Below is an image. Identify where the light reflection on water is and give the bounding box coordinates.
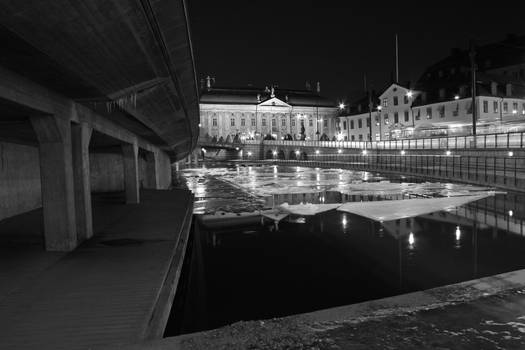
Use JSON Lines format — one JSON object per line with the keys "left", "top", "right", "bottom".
{"left": 178, "top": 163, "right": 525, "bottom": 330}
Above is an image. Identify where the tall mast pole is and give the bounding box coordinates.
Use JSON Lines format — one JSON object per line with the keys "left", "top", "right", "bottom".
{"left": 395, "top": 34, "right": 399, "bottom": 83}
{"left": 469, "top": 41, "right": 477, "bottom": 137}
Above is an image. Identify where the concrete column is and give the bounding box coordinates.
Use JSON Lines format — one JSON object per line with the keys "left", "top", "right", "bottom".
{"left": 122, "top": 142, "right": 140, "bottom": 204}
{"left": 72, "top": 123, "right": 93, "bottom": 242}
{"left": 30, "top": 115, "right": 77, "bottom": 251}
{"left": 144, "top": 150, "right": 160, "bottom": 189}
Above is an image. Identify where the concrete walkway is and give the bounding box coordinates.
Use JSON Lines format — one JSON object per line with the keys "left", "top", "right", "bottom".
{"left": 0, "top": 189, "right": 193, "bottom": 350}
{"left": 110, "top": 269, "right": 525, "bottom": 350}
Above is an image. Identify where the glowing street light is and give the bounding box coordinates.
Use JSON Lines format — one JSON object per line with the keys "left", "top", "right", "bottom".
{"left": 295, "top": 150, "right": 300, "bottom": 156}
{"left": 272, "top": 150, "right": 278, "bottom": 156}
{"left": 362, "top": 149, "right": 368, "bottom": 155}
{"left": 454, "top": 95, "right": 460, "bottom": 100}
{"left": 406, "top": 90, "right": 413, "bottom": 98}
{"left": 338, "top": 149, "right": 342, "bottom": 154}
{"left": 235, "top": 147, "right": 240, "bottom": 151}
{"left": 201, "top": 148, "right": 207, "bottom": 153}
{"left": 408, "top": 232, "right": 415, "bottom": 246}
{"left": 339, "top": 102, "right": 346, "bottom": 110}
{"left": 377, "top": 105, "right": 382, "bottom": 111}
{"left": 198, "top": 123, "right": 202, "bottom": 127}
{"left": 315, "top": 149, "right": 320, "bottom": 155}
{"left": 445, "top": 150, "right": 452, "bottom": 156}
{"left": 400, "top": 150, "right": 406, "bottom": 155}
{"left": 247, "top": 151, "right": 252, "bottom": 156}
{"left": 455, "top": 226, "right": 461, "bottom": 241}
{"left": 509, "top": 210, "right": 514, "bottom": 217}
{"left": 509, "top": 151, "right": 514, "bottom": 157}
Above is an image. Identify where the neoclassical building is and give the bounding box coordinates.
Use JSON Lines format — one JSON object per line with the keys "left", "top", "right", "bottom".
{"left": 199, "top": 81, "right": 339, "bottom": 142}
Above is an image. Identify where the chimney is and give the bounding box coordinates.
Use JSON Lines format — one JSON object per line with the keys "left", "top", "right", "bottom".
{"left": 316, "top": 81, "right": 321, "bottom": 93}
{"left": 506, "top": 83, "right": 512, "bottom": 97}
{"left": 490, "top": 81, "right": 498, "bottom": 96}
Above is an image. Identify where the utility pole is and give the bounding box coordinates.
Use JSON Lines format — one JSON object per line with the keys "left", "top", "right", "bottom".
{"left": 395, "top": 34, "right": 399, "bottom": 83}
{"left": 469, "top": 41, "right": 477, "bottom": 137}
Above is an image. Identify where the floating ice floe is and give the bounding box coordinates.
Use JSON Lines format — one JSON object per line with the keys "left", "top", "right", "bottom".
{"left": 279, "top": 202, "right": 342, "bottom": 216}
{"left": 337, "top": 193, "right": 494, "bottom": 222}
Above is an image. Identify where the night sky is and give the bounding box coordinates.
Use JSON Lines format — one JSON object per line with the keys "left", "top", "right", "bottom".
{"left": 189, "top": 0, "right": 524, "bottom": 102}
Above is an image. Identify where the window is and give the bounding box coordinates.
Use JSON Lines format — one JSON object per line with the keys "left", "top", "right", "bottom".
{"left": 212, "top": 118, "right": 217, "bottom": 126}
{"left": 271, "top": 119, "right": 276, "bottom": 127}
{"left": 241, "top": 118, "right": 246, "bottom": 126}
{"left": 403, "top": 95, "right": 409, "bottom": 104}
{"left": 483, "top": 101, "right": 488, "bottom": 113}
{"left": 282, "top": 118, "right": 286, "bottom": 126}
{"left": 343, "top": 121, "right": 347, "bottom": 129}
{"left": 394, "top": 112, "right": 399, "bottom": 124}
{"left": 359, "top": 134, "right": 363, "bottom": 141}
{"left": 382, "top": 98, "right": 388, "bottom": 107}
{"left": 366, "top": 118, "right": 370, "bottom": 127}
{"left": 384, "top": 114, "right": 389, "bottom": 125}
{"left": 438, "top": 105, "right": 445, "bottom": 118}
{"left": 426, "top": 107, "right": 432, "bottom": 119}
{"left": 351, "top": 135, "right": 355, "bottom": 141}
{"left": 522, "top": 103, "right": 525, "bottom": 115}
{"left": 393, "top": 96, "right": 399, "bottom": 106}
{"left": 262, "top": 118, "right": 267, "bottom": 126}
{"left": 358, "top": 119, "right": 362, "bottom": 128}
{"left": 309, "top": 119, "right": 313, "bottom": 127}
{"left": 230, "top": 118, "right": 235, "bottom": 126}
{"left": 404, "top": 110, "right": 409, "bottom": 122}
{"left": 453, "top": 104, "right": 459, "bottom": 116}
{"left": 344, "top": 136, "right": 348, "bottom": 141}
{"left": 350, "top": 120, "right": 354, "bottom": 129}
{"left": 513, "top": 102, "right": 518, "bottom": 113}
{"left": 415, "top": 109, "right": 421, "bottom": 120}
{"left": 493, "top": 101, "right": 498, "bottom": 114}
{"left": 503, "top": 102, "right": 508, "bottom": 113}
{"left": 323, "top": 119, "right": 327, "bottom": 128}
{"left": 291, "top": 119, "right": 295, "bottom": 127}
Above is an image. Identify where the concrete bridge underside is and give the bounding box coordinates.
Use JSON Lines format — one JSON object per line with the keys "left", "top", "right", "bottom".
{"left": 0, "top": 0, "right": 199, "bottom": 251}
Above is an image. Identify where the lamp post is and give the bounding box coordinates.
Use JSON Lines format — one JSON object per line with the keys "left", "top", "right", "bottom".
{"left": 469, "top": 41, "right": 477, "bottom": 137}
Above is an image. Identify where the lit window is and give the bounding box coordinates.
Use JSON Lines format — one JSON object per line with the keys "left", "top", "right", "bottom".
{"left": 426, "top": 107, "right": 432, "bottom": 119}
{"left": 493, "top": 101, "right": 498, "bottom": 113}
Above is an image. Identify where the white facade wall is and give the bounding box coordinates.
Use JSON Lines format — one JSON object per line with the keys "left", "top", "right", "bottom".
{"left": 199, "top": 103, "right": 338, "bottom": 141}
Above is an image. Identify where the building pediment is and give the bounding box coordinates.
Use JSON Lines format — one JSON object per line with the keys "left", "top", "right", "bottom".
{"left": 258, "top": 97, "right": 291, "bottom": 108}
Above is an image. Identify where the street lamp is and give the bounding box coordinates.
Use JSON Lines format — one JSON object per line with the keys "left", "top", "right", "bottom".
{"left": 406, "top": 90, "right": 413, "bottom": 98}
{"left": 339, "top": 102, "right": 345, "bottom": 110}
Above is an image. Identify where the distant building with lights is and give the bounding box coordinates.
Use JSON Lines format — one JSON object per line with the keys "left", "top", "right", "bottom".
{"left": 199, "top": 78, "right": 339, "bottom": 142}
{"left": 339, "top": 34, "right": 525, "bottom": 141}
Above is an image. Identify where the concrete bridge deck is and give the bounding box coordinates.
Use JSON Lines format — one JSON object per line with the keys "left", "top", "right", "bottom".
{"left": 0, "top": 189, "right": 193, "bottom": 350}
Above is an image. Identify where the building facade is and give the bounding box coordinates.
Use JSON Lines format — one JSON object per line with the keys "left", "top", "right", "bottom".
{"left": 199, "top": 81, "right": 339, "bottom": 142}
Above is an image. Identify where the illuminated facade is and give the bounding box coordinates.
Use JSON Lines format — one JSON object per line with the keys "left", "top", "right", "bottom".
{"left": 199, "top": 81, "right": 338, "bottom": 142}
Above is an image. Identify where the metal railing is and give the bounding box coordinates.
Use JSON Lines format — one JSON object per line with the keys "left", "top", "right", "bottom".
{"left": 259, "top": 154, "right": 525, "bottom": 191}
{"left": 242, "top": 131, "right": 525, "bottom": 150}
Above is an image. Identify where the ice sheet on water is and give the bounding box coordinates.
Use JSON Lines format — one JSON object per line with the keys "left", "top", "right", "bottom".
{"left": 279, "top": 202, "right": 341, "bottom": 216}
{"left": 337, "top": 193, "right": 494, "bottom": 221}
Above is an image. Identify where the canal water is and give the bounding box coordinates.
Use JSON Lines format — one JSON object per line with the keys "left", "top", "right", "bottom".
{"left": 166, "top": 162, "right": 525, "bottom": 335}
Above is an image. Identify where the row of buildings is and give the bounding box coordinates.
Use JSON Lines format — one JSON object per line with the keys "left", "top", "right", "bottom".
{"left": 199, "top": 34, "right": 525, "bottom": 142}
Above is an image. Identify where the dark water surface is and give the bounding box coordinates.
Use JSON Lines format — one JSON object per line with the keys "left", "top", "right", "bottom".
{"left": 167, "top": 163, "right": 525, "bottom": 335}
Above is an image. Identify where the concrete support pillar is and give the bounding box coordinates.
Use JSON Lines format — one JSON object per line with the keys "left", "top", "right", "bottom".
{"left": 122, "top": 142, "right": 140, "bottom": 204}
{"left": 72, "top": 123, "right": 93, "bottom": 242}
{"left": 30, "top": 115, "right": 77, "bottom": 251}
{"left": 144, "top": 150, "right": 160, "bottom": 189}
